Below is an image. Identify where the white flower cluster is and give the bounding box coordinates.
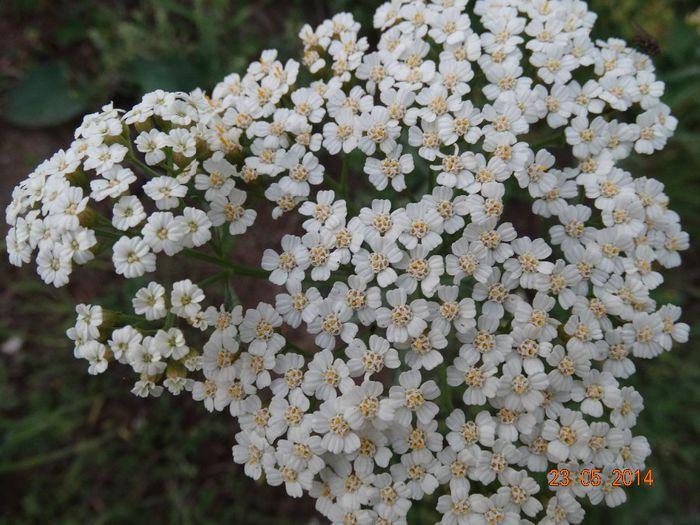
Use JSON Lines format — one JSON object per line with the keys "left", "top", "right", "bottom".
{"left": 5, "top": 0, "right": 691, "bottom": 523}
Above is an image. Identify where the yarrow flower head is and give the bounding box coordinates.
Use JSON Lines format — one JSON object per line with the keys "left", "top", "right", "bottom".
{"left": 5, "top": 0, "right": 690, "bottom": 523}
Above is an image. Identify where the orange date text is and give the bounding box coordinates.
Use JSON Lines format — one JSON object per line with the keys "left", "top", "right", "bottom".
{"left": 547, "top": 468, "right": 654, "bottom": 487}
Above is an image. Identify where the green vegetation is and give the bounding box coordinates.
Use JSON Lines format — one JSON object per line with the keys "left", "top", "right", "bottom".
{"left": 1, "top": 1, "right": 699, "bottom": 523}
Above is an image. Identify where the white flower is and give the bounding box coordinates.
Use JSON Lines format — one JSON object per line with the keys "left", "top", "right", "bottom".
{"left": 512, "top": 292, "right": 559, "bottom": 341}
{"left": 141, "top": 212, "right": 186, "bottom": 256}
{"left": 431, "top": 146, "right": 474, "bottom": 190}
{"left": 465, "top": 181, "right": 505, "bottom": 224}
{"left": 429, "top": 285, "right": 476, "bottom": 335}
{"left": 438, "top": 101, "right": 482, "bottom": 147}
{"left": 621, "top": 312, "right": 664, "bottom": 358}
{"left": 108, "top": 325, "right": 142, "bottom": 362}
{"left": 303, "top": 349, "right": 353, "bottom": 400}
{"left": 657, "top": 304, "right": 690, "bottom": 349}
{"left": 436, "top": 487, "right": 483, "bottom": 525}
{"left": 143, "top": 176, "right": 188, "bottom": 210}
{"left": 397, "top": 201, "right": 443, "bottom": 251}
{"left": 112, "top": 236, "right": 156, "bottom": 278}
{"left": 389, "top": 370, "right": 440, "bottom": 426}
{"left": 202, "top": 334, "right": 239, "bottom": 382}
{"left": 208, "top": 188, "right": 257, "bottom": 235}
{"left": 408, "top": 118, "right": 442, "bottom": 161}
{"left": 571, "top": 369, "right": 621, "bottom": 418}
{"left": 217, "top": 377, "right": 256, "bottom": 416}
{"left": 131, "top": 337, "right": 167, "bottom": 376}
{"left": 345, "top": 335, "right": 400, "bottom": 378}
{"left": 542, "top": 492, "right": 585, "bottom": 525}
{"left": 307, "top": 297, "right": 358, "bottom": 350}
{"left": 82, "top": 340, "right": 109, "bottom": 375}
{"left": 232, "top": 430, "right": 269, "bottom": 480}
{"left": 323, "top": 108, "right": 361, "bottom": 154}
{"left": 274, "top": 282, "right": 320, "bottom": 328}
{"left": 89, "top": 166, "right": 136, "bottom": 201}
{"left": 358, "top": 199, "right": 404, "bottom": 241}
{"left": 170, "top": 279, "right": 205, "bottom": 319}
{"left": 322, "top": 217, "right": 365, "bottom": 265}
{"left": 497, "top": 359, "right": 549, "bottom": 412}
{"left": 279, "top": 144, "right": 324, "bottom": 197}
{"left": 263, "top": 448, "right": 315, "bottom": 498}
{"left": 390, "top": 451, "right": 439, "bottom": 500}
{"left": 45, "top": 186, "right": 88, "bottom": 232}
{"left": 83, "top": 143, "right": 128, "bottom": 173}
{"left": 151, "top": 327, "right": 188, "bottom": 360}
{"left": 445, "top": 409, "right": 496, "bottom": 452}
{"left": 399, "top": 327, "right": 447, "bottom": 371}
{"left": 448, "top": 349, "right": 499, "bottom": 406}
{"left": 302, "top": 231, "right": 341, "bottom": 282}
{"left": 482, "top": 100, "right": 529, "bottom": 140}
{"left": 358, "top": 105, "right": 400, "bottom": 155}
{"left": 445, "top": 238, "right": 492, "bottom": 284}
{"left": 471, "top": 268, "right": 519, "bottom": 319}
{"left": 541, "top": 408, "right": 591, "bottom": 462}
{"left": 195, "top": 152, "right": 237, "bottom": 201}
{"left": 239, "top": 303, "right": 284, "bottom": 354}
{"left": 428, "top": 7, "right": 470, "bottom": 45}
{"left": 268, "top": 389, "right": 311, "bottom": 441}
{"left": 352, "top": 236, "right": 403, "bottom": 288}
{"left": 422, "top": 186, "right": 469, "bottom": 234}
{"left": 410, "top": 84, "right": 462, "bottom": 123}
{"left": 112, "top": 195, "right": 146, "bottom": 231}
{"left": 395, "top": 247, "right": 444, "bottom": 297}
{"left": 132, "top": 281, "right": 167, "bottom": 320}
{"left": 36, "top": 243, "right": 73, "bottom": 287}
{"left": 180, "top": 207, "right": 212, "bottom": 247}
{"left": 504, "top": 237, "right": 554, "bottom": 289}
{"left": 376, "top": 288, "right": 430, "bottom": 343}
{"left": 364, "top": 144, "right": 414, "bottom": 191}
{"left": 565, "top": 116, "right": 609, "bottom": 159}
{"left": 262, "top": 234, "right": 310, "bottom": 286}
{"left": 71, "top": 305, "right": 102, "bottom": 343}
{"left": 312, "top": 397, "right": 360, "bottom": 454}
{"left": 135, "top": 129, "right": 167, "bottom": 165}
{"left": 299, "top": 189, "right": 346, "bottom": 233}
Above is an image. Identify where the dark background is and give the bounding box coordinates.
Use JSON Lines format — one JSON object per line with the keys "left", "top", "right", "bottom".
{"left": 1, "top": 1, "right": 699, "bottom": 523}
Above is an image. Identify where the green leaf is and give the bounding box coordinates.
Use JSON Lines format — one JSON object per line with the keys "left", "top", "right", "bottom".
{"left": 126, "top": 58, "right": 202, "bottom": 94}
{"left": 1, "top": 61, "right": 86, "bottom": 127}
{"left": 666, "top": 19, "right": 698, "bottom": 64}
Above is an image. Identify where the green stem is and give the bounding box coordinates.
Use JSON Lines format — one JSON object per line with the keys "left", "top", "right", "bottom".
{"left": 166, "top": 149, "right": 174, "bottom": 174}
{"left": 530, "top": 130, "right": 563, "bottom": 150}
{"left": 438, "top": 361, "right": 454, "bottom": 417}
{"left": 164, "top": 311, "right": 174, "bottom": 330}
{"left": 0, "top": 433, "right": 114, "bottom": 473}
{"left": 324, "top": 172, "right": 344, "bottom": 194}
{"left": 181, "top": 248, "right": 269, "bottom": 279}
{"left": 93, "top": 228, "right": 121, "bottom": 240}
{"left": 324, "top": 171, "right": 357, "bottom": 216}
{"left": 118, "top": 313, "right": 150, "bottom": 324}
{"left": 428, "top": 167, "right": 435, "bottom": 194}
{"left": 127, "top": 153, "right": 164, "bottom": 179}
{"left": 211, "top": 227, "right": 225, "bottom": 257}
{"left": 340, "top": 153, "right": 349, "bottom": 196}
{"left": 120, "top": 126, "right": 164, "bottom": 179}
{"left": 223, "top": 272, "right": 239, "bottom": 310}
{"left": 197, "top": 271, "right": 229, "bottom": 289}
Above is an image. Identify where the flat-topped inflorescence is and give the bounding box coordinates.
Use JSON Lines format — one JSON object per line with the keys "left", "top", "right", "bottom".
{"left": 5, "top": 0, "right": 690, "bottom": 523}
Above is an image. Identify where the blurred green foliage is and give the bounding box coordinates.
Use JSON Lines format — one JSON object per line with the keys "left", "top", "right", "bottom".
{"left": 0, "top": 0, "right": 378, "bottom": 126}
{"left": 1, "top": 0, "right": 700, "bottom": 524}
